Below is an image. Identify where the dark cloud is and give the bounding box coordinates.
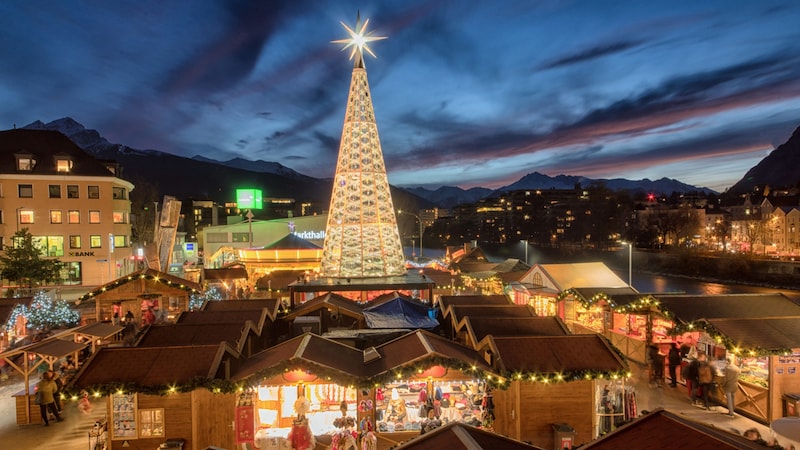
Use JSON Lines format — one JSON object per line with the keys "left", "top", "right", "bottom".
{"left": 540, "top": 40, "right": 645, "bottom": 69}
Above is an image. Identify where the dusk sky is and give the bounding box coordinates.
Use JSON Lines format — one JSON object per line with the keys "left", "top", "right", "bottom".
{"left": 1, "top": 1, "right": 799, "bottom": 192}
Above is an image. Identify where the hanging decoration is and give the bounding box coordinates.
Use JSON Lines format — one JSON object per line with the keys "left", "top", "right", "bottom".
{"left": 77, "top": 271, "right": 201, "bottom": 303}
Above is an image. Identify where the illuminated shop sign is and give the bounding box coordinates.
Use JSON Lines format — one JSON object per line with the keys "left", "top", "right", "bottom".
{"left": 293, "top": 230, "right": 326, "bottom": 240}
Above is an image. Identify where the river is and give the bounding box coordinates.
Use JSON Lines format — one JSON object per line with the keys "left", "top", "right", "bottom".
{"left": 623, "top": 272, "right": 800, "bottom": 302}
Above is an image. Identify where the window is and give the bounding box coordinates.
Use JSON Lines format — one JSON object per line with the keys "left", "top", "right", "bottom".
{"left": 19, "top": 210, "right": 34, "bottom": 224}
{"left": 113, "top": 211, "right": 127, "bottom": 224}
{"left": 50, "top": 210, "right": 62, "bottom": 224}
{"left": 90, "top": 235, "right": 102, "bottom": 248}
{"left": 61, "top": 261, "right": 81, "bottom": 285}
{"left": 207, "top": 233, "right": 229, "bottom": 243}
{"left": 69, "top": 235, "right": 81, "bottom": 249}
{"left": 68, "top": 210, "right": 80, "bottom": 224}
{"left": 56, "top": 159, "right": 72, "bottom": 172}
{"left": 114, "top": 235, "right": 127, "bottom": 248}
{"left": 67, "top": 185, "right": 79, "bottom": 198}
{"left": 49, "top": 185, "right": 61, "bottom": 198}
{"left": 32, "top": 236, "right": 63, "bottom": 257}
{"left": 89, "top": 211, "right": 101, "bottom": 224}
{"left": 16, "top": 154, "right": 36, "bottom": 171}
{"left": 138, "top": 408, "right": 164, "bottom": 438}
{"left": 18, "top": 184, "right": 32, "bottom": 198}
{"left": 112, "top": 187, "right": 126, "bottom": 200}
{"left": 88, "top": 185, "right": 100, "bottom": 199}
{"left": 232, "top": 232, "right": 251, "bottom": 243}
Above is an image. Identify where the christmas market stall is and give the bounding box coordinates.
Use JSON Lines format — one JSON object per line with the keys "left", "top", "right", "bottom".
{"left": 391, "top": 421, "right": 543, "bottom": 450}
{"left": 232, "top": 330, "right": 496, "bottom": 450}
{"left": 67, "top": 343, "right": 242, "bottom": 450}
{"left": 5, "top": 333, "right": 89, "bottom": 425}
{"left": 672, "top": 316, "right": 800, "bottom": 424}
{"left": 452, "top": 316, "right": 569, "bottom": 349}
{"left": 0, "top": 297, "right": 32, "bottom": 352}
{"left": 76, "top": 269, "right": 201, "bottom": 326}
{"left": 557, "top": 287, "right": 661, "bottom": 364}
{"left": 444, "top": 305, "right": 535, "bottom": 342}
{"left": 581, "top": 408, "right": 771, "bottom": 449}
{"left": 478, "top": 334, "right": 631, "bottom": 449}
{"left": 518, "top": 262, "right": 630, "bottom": 318}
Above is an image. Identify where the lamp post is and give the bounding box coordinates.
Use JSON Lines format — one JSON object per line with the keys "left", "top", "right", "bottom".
{"left": 398, "top": 210, "right": 423, "bottom": 260}
{"left": 522, "top": 240, "right": 528, "bottom": 264}
{"left": 15, "top": 206, "right": 25, "bottom": 232}
{"left": 625, "top": 242, "right": 632, "bottom": 288}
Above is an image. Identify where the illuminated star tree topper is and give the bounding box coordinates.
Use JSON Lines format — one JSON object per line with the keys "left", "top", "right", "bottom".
{"left": 331, "top": 12, "right": 387, "bottom": 68}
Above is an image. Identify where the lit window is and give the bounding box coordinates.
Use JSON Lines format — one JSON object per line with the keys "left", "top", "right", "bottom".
{"left": 56, "top": 159, "right": 72, "bottom": 172}
{"left": 19, "top": 210, "right": 34, "bottom": 224}
{"left": 89, "top": 211, "right": 101, "bottom": 224}
{"left": 113, "top": 211, "right": 126, "bottom": 224}
{"left": 18, "top": 184, "right": 33, "bottom": 198}
{"left": 16, "top": 156, "right": 35, "bottom": 171}
{"left": 68, "top": 210, "right": 80, "bottom": 224}
{"left": 88, "top": 186, "right": 100, "bottom": 199}
{"left": 90, "top": 235, "right": 102, "bottom": 248}
{"left": 50, "top": 210, "right": 62, "bottom": 224}
{"left": 49, "top": 185, "right": 61, "bottom": 198}
{"left": 67, "top": 185, "right": 79, "bottom": 199}
{"left": 114, "top": 235, "right": 127, "bottom": 248}
{"left": 138, "top": 408, "right": 165, "bottom": 438}
{"left": 69, "top": 235, "right": 81, "bottom": 249}
{"left": 33, "top": 236, "right": 63, "bottom": 257}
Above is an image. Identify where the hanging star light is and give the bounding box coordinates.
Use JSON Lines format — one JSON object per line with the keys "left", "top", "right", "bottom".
{"left": 332, "top": 13, "right": 387, "bottom": 65}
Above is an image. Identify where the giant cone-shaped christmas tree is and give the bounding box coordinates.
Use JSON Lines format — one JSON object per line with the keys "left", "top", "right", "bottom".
{"left": 321, "top": 15, "right": 406, "bottom": 278}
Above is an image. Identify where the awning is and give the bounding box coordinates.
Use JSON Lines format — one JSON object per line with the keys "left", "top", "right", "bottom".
{"left": 74, "top": 322, "right": 126, "bottom": 339}
{"left": 28, "top": 339, "right": 88, "bottom": 358}
{"left": 363, "top": 298, "right": 439, "bottom": 329}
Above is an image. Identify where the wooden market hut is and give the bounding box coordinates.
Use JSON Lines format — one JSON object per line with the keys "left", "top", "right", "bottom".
{"left": 200, "top": 298, "right": 281, "bottom": 317}
{"left": 478, "top": 334, "right": 629, "bottom": 449}
{"left": 282, "top": 292, "right": 366, "bottom": 337}
{"left": 581, "top": 408, "right": 769, "bottom": 449}
{"left": 517, "top": 262, "right": 630, "bottom": 316}
{"left": 689, "top": 316, "right": 800, "bottom": 424}
{"left": 0, "top": 297, "right": 31, "bottom": 352}
{"left": 5, "top": 333, "right": 89, "bottom": 425}
{"left": 588, "top": 292, "right": 800, "bottom": 424}
{"left": 444, "top": 305, "right": 536, "bottom": 339}
{"left": 453, "top": 316, "right": 570, "bottom": 349}
{"left": 76, "top": 268, "right": 202, "bottom": 325}
{"left": 559, "top": 287, "right": 655, "bottom": 363}
{"left": 68, "top": 343, "right": 241, "bottom": 450}
{"left": 391, "top": 421, "right": 544, "bottom": 449}
{"left": 230, "top": 330, "right": 496, "bottom": 450}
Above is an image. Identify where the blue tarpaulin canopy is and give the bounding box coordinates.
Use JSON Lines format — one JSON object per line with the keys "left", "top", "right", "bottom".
{"left": 363, "top": 298, "right": 439, "bottom": 329}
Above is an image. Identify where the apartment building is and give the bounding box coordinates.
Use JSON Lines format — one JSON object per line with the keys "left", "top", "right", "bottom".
{"left": 0, "top": 128, "right": 134, "bottom": 286}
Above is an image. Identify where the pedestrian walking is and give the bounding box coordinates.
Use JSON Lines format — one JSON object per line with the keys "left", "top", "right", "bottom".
{"left": 723, "top": 358, "right": 740, "bottom": 417}
{"left": 668, "top": 343, "right": 681, "bottom": 387}
{"left": 695, "top": 352, "right": 714, "bottom": 409}
{"left": 36, "top": 371, "right": 62, "bottom": 426}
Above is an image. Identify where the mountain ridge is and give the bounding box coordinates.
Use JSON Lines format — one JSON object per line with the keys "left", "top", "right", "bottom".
{"left": 22, "top": 117, "right": 796, "bottom": 210}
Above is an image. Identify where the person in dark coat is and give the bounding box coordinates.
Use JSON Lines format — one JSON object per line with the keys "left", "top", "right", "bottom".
{"left": 648, "top": 345, "right": 664, "bottom": 387}
{"left": 668, "top": 343, "right": 682, "bottom": 387}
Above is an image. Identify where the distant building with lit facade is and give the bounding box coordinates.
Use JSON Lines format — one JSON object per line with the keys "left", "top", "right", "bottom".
{"left": 0, "top": 129, "right": 134, "bottom": 285}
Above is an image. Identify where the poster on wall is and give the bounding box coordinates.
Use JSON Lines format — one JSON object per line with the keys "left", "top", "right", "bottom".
{"left": 111, "top": 393, "right": 137, "bottom": 439}
{"left": 236, "top": 405, "right": 255, "bottom": 444}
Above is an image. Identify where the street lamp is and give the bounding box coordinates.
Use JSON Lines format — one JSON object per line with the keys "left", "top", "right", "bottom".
{"left": 398, "top": 210, "right": 423, "bottom": 259}
{"left": 521, "top": 240, "right": 529, "bottom": 264}
{"left": 623, "top": 241, "right": 632, "bottom": 288}
{"left": 15, "top": 206, "right": 26, "bottom": 232}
